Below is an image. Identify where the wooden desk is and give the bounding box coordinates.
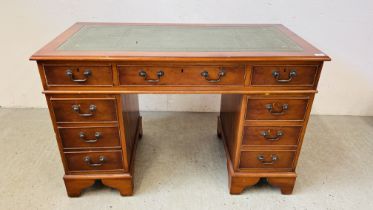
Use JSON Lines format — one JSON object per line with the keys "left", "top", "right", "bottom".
{"left": 30, "top": 23, "right": 330, "bottom": 197}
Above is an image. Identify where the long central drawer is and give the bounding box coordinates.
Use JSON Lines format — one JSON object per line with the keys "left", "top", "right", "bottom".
{"left": 118, "top": 65, "right": 245, "bottom": 86}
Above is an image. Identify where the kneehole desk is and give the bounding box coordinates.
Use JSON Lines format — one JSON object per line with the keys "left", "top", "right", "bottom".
{"left": 30, "top": 22, "right": 330, "bottom": 197}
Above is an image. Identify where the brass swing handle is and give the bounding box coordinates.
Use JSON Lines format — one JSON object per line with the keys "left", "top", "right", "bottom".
{"left": 265, "top": 103, "right": 288, "bottom": 115}
{"left": 201, "top": 70, "right": 226, "bottom": 82}
{"left": 66, "top": 69, "right": 92, "bottom": 83}
{"left": 139, "top": 70, "right": 164, "bottom": 82}
{"left": 257, "top": 154, "right": 279, "bottom": 165}
{"left": 72, "top": 104, "right": 96, "bottom": 117}
{"left": 260, "top": 130, "right": 283, "bottom": 141}
{"left": 272, "top": 70, "right": 297, "bottom": 83}
{"left": 83, "top": 156, "right": 106, "bottom": 167}
{"left": 79, "top": 132, "right": 102, "bottom": 143}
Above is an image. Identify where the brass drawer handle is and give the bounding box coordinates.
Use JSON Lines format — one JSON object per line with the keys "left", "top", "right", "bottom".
{"left": 201, "top": 69, "right": 226, "bottom": 82}
{"left": 79, "top": 132, "right": 101, "bottom": 143}
{"left": 139, "top": 70, "right": 164, "bottom": 82}
{"left": 83, "top": 156, "right": 106, "bottom": 167}
{"left": 265, "top": 103, "right": 288, "bottom": 115}
{"left": 260, "top": 130, "right": 283, "bottom": 141}
{"left": 272, "top": 70, "right": 296, "bottom": 83}
{"left": 257, "top": 154, "right": 278, "bottom": 165}
{"left": 66, "top": 69, "right": 91, "bottom": 83}
{"left": 72, "top": 104, "right": 96, "bottom": 117}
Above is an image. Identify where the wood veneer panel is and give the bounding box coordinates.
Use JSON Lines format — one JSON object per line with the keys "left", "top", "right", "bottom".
{"left": 220, "top": 94, "right": 244, "bottom": 167}
{"left": 121, "top": 94, "right": 140, "bottom": 164}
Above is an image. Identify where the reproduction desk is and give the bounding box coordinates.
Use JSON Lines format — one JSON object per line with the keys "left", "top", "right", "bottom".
{"left": 30, "top": 23, "right": 330, "bottom": 197}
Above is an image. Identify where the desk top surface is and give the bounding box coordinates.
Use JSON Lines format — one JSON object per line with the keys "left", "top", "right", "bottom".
{"left": 31, "top": 23, "right": 330, "bottom": 61}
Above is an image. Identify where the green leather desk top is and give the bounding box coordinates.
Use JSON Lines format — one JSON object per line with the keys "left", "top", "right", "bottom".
{"left": 30, "top": 23, "right": 330, "bottom": 61}
{"left": 57, "top": 25, "right": 303, "bottom": 52}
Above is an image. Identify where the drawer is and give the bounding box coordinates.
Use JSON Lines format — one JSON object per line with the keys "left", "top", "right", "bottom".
{"left": 65, "top": 151, "right": 124, "bottom": 172}
{"left": 251, "top": 65, "right": 318, "bottom": 86}
{"left": 59, "top": 126, "right": 121, "bottom": 149}
{"left": 43, "top": 65, "right": 113, "bottom": 86}
{"left": 51, "top": 98, "right": 117, "bottom": 122}
{"left": 245, "top": 98, "right": 309, "bottom": 121}
{"left": 118, "top": 65, "right": 245, "bottom": 86}
{"left": 242, "top": 126, "right": 302, "bottom": 146}
{"left": 239, "top": 150, "right": 295, "bottom": 169}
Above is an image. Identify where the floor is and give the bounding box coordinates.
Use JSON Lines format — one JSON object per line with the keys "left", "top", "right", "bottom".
{"left": 0, "top": 108, "right": 372, "bottom": 210}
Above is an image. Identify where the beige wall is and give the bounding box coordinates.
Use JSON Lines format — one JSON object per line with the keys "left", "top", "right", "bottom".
{"left": 0, "top": 0, "right": 372, "bottom": 115}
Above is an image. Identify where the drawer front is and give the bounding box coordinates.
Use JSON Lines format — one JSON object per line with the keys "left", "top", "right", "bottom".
{"left": 51, "top": 98, "right": 117, "bottom": 122}
{"left": 44, "top": 65, "right": 113, "bottom": 86}
{"left": 59, "top": 126, "right": 121, "bottom": 149}
{"left": 239, "top": 150, "right": 295, "bottom": 169}
{"left": 118, "top": 65, "right": 245, "bottom": 86}
{"left": 65, "top": 151, "right": 124, "bottom": 172}
{"left": 242, "top": 126, "right": 302, "bottom": 146}
{"left": 245, "top": 98, "right": 308, "bottom": 121}
{"left": 251, "top": 65, "right": 317, "bottom": 86}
